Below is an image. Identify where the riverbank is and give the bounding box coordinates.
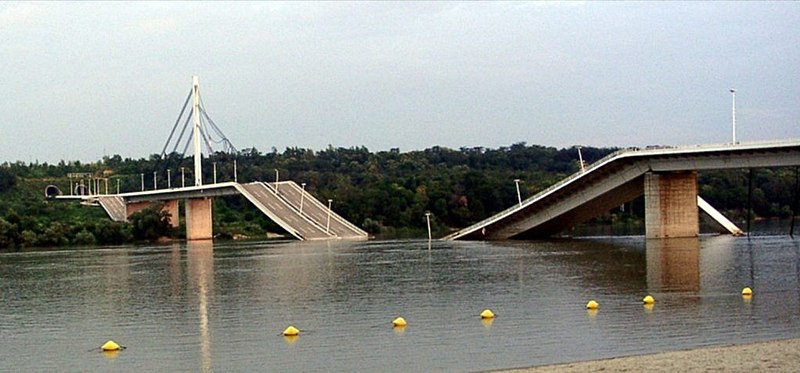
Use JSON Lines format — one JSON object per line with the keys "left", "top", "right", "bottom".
{"left": 497, "top": 338, "right": 800, "bottom": 372}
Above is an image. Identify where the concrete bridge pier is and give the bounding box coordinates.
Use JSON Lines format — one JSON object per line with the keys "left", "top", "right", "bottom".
{"left": 185, "top": 197, "right": 213, "bottom": 240}
{"left": 644, "top": 171, "right": 699, "bottom": 239}
{"left": 163, "top": 200, "right": 180, "bottom": 228}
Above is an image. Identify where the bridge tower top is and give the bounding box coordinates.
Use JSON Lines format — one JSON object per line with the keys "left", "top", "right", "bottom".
{"left": 192, "top": 76, "right": 202, "bottom": 186}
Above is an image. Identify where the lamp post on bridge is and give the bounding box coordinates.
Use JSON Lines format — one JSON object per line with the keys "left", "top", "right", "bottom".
{"left": 326, "top": 199, "right": 333, "bottom": 234}
{"left": 514, "top": 179, "right": 522, "bottom": 207}
{"left": 153, "top": 171, "right": 158, "bottom": 190}
{"left": 213, "top": 162, "right": 217, "bottom": 184}
{"left": 299, "top": 182, "right": 306, "bottom": 214}
{"left": 730, "top": 88, "right": 737, "bottom": 144}
{"left": 275, "top": 169, "right": 279, "bottom": 193}
{"left": 116, "top": 179, "right": 120, "bottom": 194}
{"left": 234, "top": 159, "right": 238, "bottom": 183}
{"left": 425, "top": 211, "right": 432, "bottom": 241}
{"left": 140, "top": 173, "right": 144, "bottom": 191}
{"left": 167, "top": 169, "right": 171, "bottom": 189}
{"left": 181, "top": 167, "right": 185, "bottom": 188}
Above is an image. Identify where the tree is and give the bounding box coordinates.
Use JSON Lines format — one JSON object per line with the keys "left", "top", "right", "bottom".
{"left": 129, "top": 203, "right": 173, "bottom": 241}
{"left": 0, "top": 167, "right": 16, "bottom": 193}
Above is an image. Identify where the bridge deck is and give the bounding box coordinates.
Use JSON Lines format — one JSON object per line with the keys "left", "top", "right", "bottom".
{"left": 67, "top": 181, "right": 367, "bottom": 241}
{"left": 445, "top": 139, "right": 800, "bottom": 240}
{"left": 96, "top": 196, "right": 127, "bottom": 222}
{"left": 267, "top": 181, "right": 368, "bottom": 240}
{"left": 236, "top": 182, "right": 333, "bottom": 240}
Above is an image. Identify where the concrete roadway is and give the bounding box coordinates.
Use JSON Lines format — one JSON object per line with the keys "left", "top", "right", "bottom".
{"left": 238, "top": 183, "right": 332, "bottom": 240}
{"left": 266, "top": 181, "right": 368, "bottom": 239}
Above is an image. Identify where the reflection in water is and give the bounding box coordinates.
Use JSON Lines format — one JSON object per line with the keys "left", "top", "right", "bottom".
{"left": 3, "top": 237, "right": 800, "bottom": 372}
{"left": 646, "top": 237, "right": 700, "bottom": 293}
{"left": 188, "top": 241, "right": 214, "bottom": 373}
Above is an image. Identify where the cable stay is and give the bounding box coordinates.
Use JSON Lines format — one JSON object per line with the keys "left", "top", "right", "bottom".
{"left": 161, "top": 89, "right": 193, "bottom": 158}
{"left": 161, "top": 85, "right": 238, "bottom": 159}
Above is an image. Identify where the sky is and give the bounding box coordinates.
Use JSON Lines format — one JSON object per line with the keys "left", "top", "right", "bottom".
{"left": 1, "top": 1, "right": 798, "bottom": 163}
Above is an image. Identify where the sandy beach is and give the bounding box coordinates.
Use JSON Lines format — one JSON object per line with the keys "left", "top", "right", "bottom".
{"left": 496, "top": 338, "right": 800, "bottom": 372}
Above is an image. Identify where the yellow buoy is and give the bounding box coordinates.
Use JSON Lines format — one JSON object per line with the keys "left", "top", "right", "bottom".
{"left": 586, "top": 300, "right": 599, "bottom": 310}
{"left": 101, "top": 340, "right": 121, "bottom": 351}
{"left": 643, "top": 295, "right": 655, "bottom": 304}
{"left": 742, "top": 287, "right": 753, "bottom": 296}
{"left": 480, "top": 309, "right": 495, "bottom": 319}
{"left": 392, "top": 317, "right": 407, "bottom": 327}
{"left": 283, "top": 326, "right": 300, "bottom": 336}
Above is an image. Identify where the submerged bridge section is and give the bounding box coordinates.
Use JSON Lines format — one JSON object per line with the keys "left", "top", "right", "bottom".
{"left": 445, "top": 140, "right": 800, "bottom": 241}
{"left": 74, "top": 181, "right": 368, "bottom": 241}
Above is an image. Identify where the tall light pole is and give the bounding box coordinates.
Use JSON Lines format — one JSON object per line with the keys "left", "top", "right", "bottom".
{"left": 577, "top": 146, "right": 586, "bottom": 172}
{"left": 233, "top": 159, "right": 238, "bottom": 183}
{"left": 116, "top": 179, "right": 120, "bottom": 194}
{"left": 299, "top": 182, "right": 306, "bottom": 213}
{"left": 730, "top": 88, "right": 737, "bottom": 144}
{"left": 153, "top": 171, "right": 158, "bottom": 190}
{"left": 181, "top": 167, "right": 186, "bottom": 188}
{"left": 326, "top": 199, "right": 333, "bottom": 234}
{"left": 425, "top": 212, "right": 432, "bottom": 241}
{"left": 213, "top": 162, "right": 217, "bottom": 184}
{"left": 275, "top": 169, "right": 279, "bottom": 193}
{"left": 140, "top": 173, "right": 144, "bottom": 191}
{"left": 167, "top": 169, "right": 171, "bottom": 188}
{"left": 514, "top": 179, "right": 522, "bottom": 207}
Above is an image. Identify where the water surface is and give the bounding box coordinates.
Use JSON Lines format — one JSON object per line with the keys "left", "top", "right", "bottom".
{"left": 1, "top": 235, "right": 799, "bottom": 372}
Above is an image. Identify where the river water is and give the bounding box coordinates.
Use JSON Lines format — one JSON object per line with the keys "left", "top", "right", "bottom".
{"left": 1, "top": 234, "right": 799, "bottom": 372}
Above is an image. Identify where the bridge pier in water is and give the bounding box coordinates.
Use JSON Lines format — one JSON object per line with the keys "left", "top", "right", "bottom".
{"left": 185, "top": 198, "right": 213, "bottom": 240}
{"left": 644, "top": 171, "right": 699, "bottom": 239}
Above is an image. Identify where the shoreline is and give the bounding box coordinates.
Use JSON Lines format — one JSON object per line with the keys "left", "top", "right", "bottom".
{"left": 495, "top": 338, "right": 800, "bottom": 372}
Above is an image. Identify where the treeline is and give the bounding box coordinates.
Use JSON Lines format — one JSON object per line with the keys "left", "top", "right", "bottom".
{"left": 0, "top": 143, "right": 797, "bottom": 249}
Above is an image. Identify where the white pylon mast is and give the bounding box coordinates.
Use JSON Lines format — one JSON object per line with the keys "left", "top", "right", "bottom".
{"left": 192, "top": 76, "right": 202, "bottom": 186}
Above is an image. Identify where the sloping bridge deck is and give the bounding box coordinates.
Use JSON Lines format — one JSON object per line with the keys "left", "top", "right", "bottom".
{"left": 444, "top": 140, "right": 800, "bottom": 241}
{"left": 87, "top": 181, "right": 367, "bottom": 241}
{"left": 236, "top": 182, "right": 368, "bottom": 241}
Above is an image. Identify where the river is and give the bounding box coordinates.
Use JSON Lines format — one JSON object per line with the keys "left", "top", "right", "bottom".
{"left": 1, "top": 234, "right": 799, "bottom": 372}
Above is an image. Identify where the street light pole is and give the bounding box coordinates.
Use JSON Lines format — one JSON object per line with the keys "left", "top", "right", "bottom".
{"left": 181, "top": 167, "right": 185, "bottom": 188}
{"left": 326, "top": 199, "right": 333, "bottom": 234}
{"left": 167, "top": 169, "right": 171, "bottom": 189}
{"left": 577, "top": 146, "right": 586, "bottom": 172}
{"left": 514, "top": 179, "right": 522, "bottom": 207}
{"left": 425, "top": 212, "right": 432, "bottom": 241}
{"left": 234, "top": 159, "right": 238, "bottom": 183}
{"left": 213, "top": 162, "right": 217, "bottom": 184}
{"left": 275, "top": 169, "right": 279, "bottom": 193}
{"left": 140, "top": 173, "right": 144, "bottom": 191}
{"left": 153, "top": 171, "right": 158, "bottom": 190}
{"left": 299, "top": 182, "right": 306, "bottom": 213}
{"left": 730, "top": 89, "right": 737, "bottom": 144}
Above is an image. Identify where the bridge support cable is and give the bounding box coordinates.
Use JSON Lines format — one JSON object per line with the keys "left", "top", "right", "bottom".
{"left": 172, "top": 113, "right": 194, "bottom": 155}
{"left": 200, "top": 107, "right": 237, "bottom": 153}
{"left": 161, "top": 89, "right": 193, "bottom": 158}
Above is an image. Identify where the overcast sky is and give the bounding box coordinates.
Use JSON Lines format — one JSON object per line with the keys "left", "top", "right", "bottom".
{"left": 1, "top": 1, "right": 798, "bottom": 163}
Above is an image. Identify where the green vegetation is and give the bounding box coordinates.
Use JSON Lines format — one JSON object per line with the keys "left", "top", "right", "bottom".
{"left": 0, "top": 143, "right": 797, "bottom": 250}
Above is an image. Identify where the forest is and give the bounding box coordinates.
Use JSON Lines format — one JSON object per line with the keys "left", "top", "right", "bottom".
{"left": 0, "top": 142, "right": 797, "bottom": 249}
